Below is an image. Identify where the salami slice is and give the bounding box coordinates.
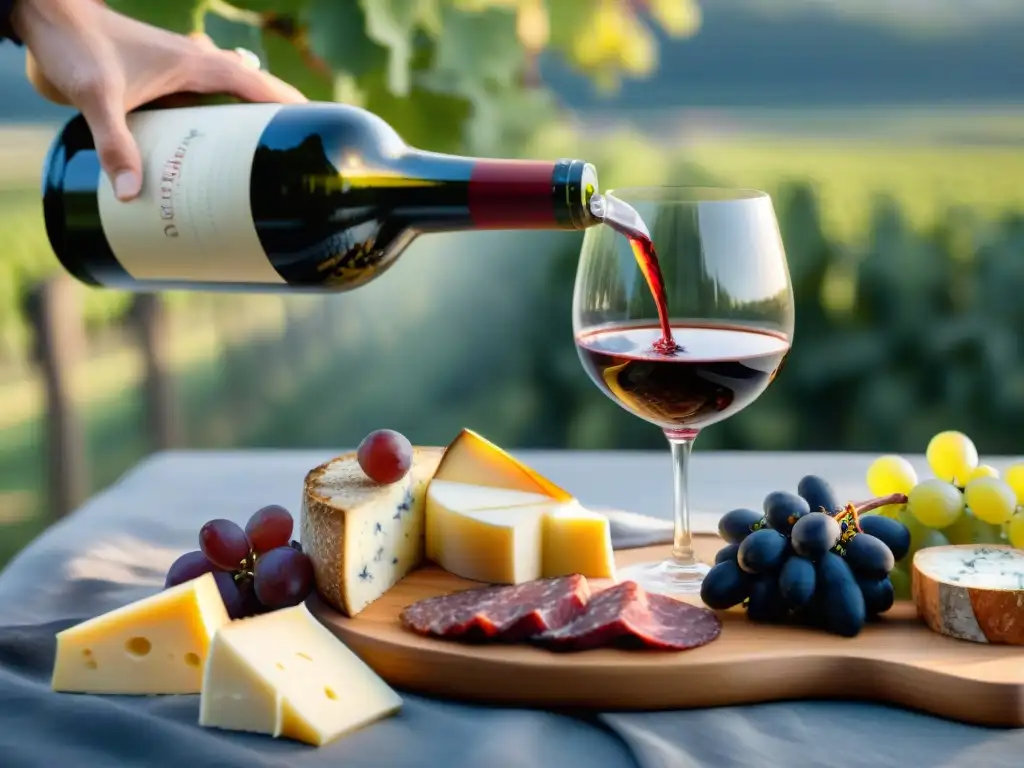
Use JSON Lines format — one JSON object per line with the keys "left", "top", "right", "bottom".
{"left": 536, "top": 581, "right": 648, "bottom": 651}
{"left": 399, "top": 575, "right": 591, "bottom": 642}
{"left": 640, "top": 592, "right": 723, "bottom": 650}
{"left": 536, "top": 580, "right": 722, "bottom": 651}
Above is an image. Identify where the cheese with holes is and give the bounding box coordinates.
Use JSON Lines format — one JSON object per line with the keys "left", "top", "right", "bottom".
{"left": 542, "top": 501, "right": 616, "bottom": 580}
{"left": 426, "top": 480, "right": 551, "bottom": 583}
{"left": 913, "top": 544, "right": 1024, "bottom": 646}
{"left": 51, "top": 572, "right": 229, "bottom": 694}
{"left": 433, "top": 428, "right": 572, "bottom": 500}
{"left": 302, "top": 447, "right": 443, "bottom": 617}
{"left": 199, "top": 605, "right": 401, "bottom": 746}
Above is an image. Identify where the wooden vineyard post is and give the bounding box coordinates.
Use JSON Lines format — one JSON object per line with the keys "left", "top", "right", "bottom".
{"left": 130, "top": 293, "right": 181, "bottom": 451}
{"left": 24, "top": 275, "right": 88, "bottom": 521}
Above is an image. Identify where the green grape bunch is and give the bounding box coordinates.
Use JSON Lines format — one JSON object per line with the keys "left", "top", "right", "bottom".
{"left": 863, "top": 430, "right": 1024, "bottom": 598}
{"left": 107, "top": 0, "right": 703, "bottom": 156}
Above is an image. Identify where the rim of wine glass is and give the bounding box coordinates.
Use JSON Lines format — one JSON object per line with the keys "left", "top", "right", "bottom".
{"left": 605, "top": 186, "right": 769, "bottom": 203}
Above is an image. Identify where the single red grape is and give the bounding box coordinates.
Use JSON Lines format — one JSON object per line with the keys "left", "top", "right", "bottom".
{"left": 199, "top": 519, "right": 251, "bottom": 571}
{"left": 245, "top": 505, "right": 294, "bottom": 554}
{"left": 165, "top": 550, "right": 218, "bottom": 589}
{"left": 356, "top": 429, "right": 413, "bottom": 484}
{"left": 253, "top": 547, "right": 315, "bottom": 609}
{"left": 212, "top": 570, "right": 247, "bottom": 619}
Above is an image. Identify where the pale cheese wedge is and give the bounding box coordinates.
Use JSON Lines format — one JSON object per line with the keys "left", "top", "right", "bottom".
{"left": 542, "top": 500, "right": 616, "bottom": 580}
{"left": 433, "top": 506, "right": 547, "bottom": 584}
{"left": 433, "top": 428, "right": 572, "bottom": 501}
{"left": 302, "top": 447, "right": 444, "bottom": 617}
{"left": 426, "top": 480, "right": 550, "bottom": 582}
{"left": 52, "top": 572, "right": 229, "bottom": 694}
{"left": 199, "top": 604, "right": 402, "bottom": 747}
{"left": 425, "top": 479, "right": 550, "bottom": 562}
{"left": 427, "top": 481, "right": 617, "bottom": 584}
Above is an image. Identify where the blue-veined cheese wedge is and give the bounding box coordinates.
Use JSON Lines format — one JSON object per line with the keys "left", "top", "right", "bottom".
{"left": 301, "top": 447, "right": 443, "bottom": 617}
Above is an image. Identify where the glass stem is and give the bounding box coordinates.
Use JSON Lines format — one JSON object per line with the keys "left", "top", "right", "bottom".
{"left": 667, "top": 430, "right": 698, "bottom": 566}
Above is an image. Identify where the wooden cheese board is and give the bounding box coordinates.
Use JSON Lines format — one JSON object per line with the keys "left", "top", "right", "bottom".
{"left": 309, "top": 534, "right": 1024, "bottom": 727}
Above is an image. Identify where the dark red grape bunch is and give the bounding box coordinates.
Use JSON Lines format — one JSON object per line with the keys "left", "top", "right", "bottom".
{"left": 165, "top": 504, "right": 314, "bottom": 620}
{"left": 357, "top": 429, "right": 413, "bottom": 484}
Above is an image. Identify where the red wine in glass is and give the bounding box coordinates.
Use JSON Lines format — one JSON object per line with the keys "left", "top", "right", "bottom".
{"left": 588, "top": 194, "right": 678, "bottom": 354}
{"left": 576, "top": 323, "right": 790, "bottom": 433}
{"left": 577, "top": 187, "right": 794, "bottom": 596}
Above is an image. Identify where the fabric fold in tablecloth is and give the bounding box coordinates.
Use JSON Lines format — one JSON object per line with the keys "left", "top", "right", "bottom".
{"left": 601, "top": 507, "right": 675, "bottom": 550}
{"left": 0, "top": 456, "right": 1019, "bottom": 768}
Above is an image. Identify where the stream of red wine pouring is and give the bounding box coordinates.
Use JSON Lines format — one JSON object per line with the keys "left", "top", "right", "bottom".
{"left": 589, "top": 194, "right": 678, "bottom": 355}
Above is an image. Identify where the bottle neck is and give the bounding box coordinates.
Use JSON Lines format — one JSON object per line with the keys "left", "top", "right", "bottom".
{"left": 466, "top": 157, "right": 599, "bottom": 230}
{"left": 398, "top": 152, "right": 600, "bottom": 233}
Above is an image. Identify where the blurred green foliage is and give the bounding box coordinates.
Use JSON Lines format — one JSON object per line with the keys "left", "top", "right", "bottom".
{"left": 107, "top": 0, "right": 702, "bottom": 154}
{"left": 529, "top": 183, "right": 1024, "bottom": 457}
{"left": 1, "top": 0, "right": 1023, "bottom": 565}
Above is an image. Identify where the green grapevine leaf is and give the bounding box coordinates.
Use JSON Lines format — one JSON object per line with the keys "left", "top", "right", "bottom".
{"left": 107, "top": 0, "right": 209, "bottom": 33}
{"left": 261, "top": 28, "right": 334, "bottom": 101}
{"left": 429, "top": 5, "right": 524, "bottom": 93}
{"left": 221, "top": 0, "right": 306, "bottom": 12}
{"left": 464, "top": 86, "right": 556, "bottom": 156}
{"left": 305, "top": 0, "right": 389, "bottom": 77}
{"left": 359, "top": 0, "right": 435, "bottom": 96}
{"left": 203, "top": 12, "right": 265, "bottom": 59}
{"left": 448, "top": 0, "right": 521, "bottom": 11}
{"left": 359, "top": 64, "right": 472, "bottom": 154}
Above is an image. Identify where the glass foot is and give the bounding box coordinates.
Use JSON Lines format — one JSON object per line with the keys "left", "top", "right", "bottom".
{"left": 617, "top": 558, "right": 711, "bottom": 596}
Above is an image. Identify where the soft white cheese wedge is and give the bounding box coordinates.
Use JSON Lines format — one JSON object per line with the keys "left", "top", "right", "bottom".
{"left": 426, "top": 480, "right": 550, "bottom": 583}
{"left": 426, "top": 481, "right": 617, "bottom": 584}
{"left": 912, "top": 544, "right": 1024, "bottom": 646}
{"left": 199, "top": 605, "right": 402, "bottom": 746}
{"left": 425, "top": 480, "right": 550, "bottom": 564}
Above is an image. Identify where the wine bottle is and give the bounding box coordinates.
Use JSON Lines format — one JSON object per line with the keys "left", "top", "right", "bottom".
{"left": 42, "top": 102, "right": 601, "bottom": 293}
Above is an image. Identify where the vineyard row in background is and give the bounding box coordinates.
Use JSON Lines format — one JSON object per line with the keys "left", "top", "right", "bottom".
{"left": 3, "top": 102, "right": 1024, "bottom": 568}
{"left": 2, "top": 174, "right": 1024, "bottom": 568}
{"left": 6, "top": 115, "right": 1024, "bottom": 365}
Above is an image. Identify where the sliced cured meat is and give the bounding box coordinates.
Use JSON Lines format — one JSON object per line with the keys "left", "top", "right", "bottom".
{"left": 641, "top": 592, "right": 723, "bottom": 650}
{"left": 535, "top": 581, "right": 648, "bottom": 651}
{"left": 399, "top": 575, "right": 591, "bottom": 642}
{"left": 536, "top": 580, "right": 722, "bottom": 652}
{"left": 489, "top": 575, "right": 593, "bottom": 642}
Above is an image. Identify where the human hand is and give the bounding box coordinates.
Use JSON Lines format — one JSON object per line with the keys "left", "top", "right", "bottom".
{"left": 13, "top": 0, "right": 308, "bottom": 201}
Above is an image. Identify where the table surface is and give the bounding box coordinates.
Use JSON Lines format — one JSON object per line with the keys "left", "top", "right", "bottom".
{"left": 0, "top": 449, "right": 1020, "bottom": 768}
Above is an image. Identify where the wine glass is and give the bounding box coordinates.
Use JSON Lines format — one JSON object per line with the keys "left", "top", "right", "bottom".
{"left": 573, "top": 187, "right": 794, "bottom": 596}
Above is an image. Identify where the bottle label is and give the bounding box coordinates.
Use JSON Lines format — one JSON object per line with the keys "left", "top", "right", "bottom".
{"left": 97, "top": 103, "right": 286, "bottom": 284}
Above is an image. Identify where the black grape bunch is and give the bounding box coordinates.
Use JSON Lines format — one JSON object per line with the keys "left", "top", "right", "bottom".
{"left": 700, "top": 475, "right": 912, "bottom": 637}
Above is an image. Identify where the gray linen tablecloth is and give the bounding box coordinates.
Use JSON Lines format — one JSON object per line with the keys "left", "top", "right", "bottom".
{"left": 0, "top": 450, "right": 1020, "bottom": 767}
